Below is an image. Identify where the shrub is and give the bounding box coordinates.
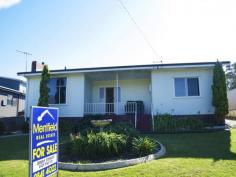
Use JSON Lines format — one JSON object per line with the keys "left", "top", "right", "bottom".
{"left": 0, "top": 121, "right": 6, "bottom": 135}
{"left": 105, "top": 121, "right": 139, "bottom": 137}
{"left": 154, "top": 114, "right": 204, "bottom": 133}
{"left": 86, "top": 132, "right": 127, "bottom": 158}
{"left": 105, "top": 121, "right": 139, "bottom": 150}
{"left": 132, "top": 137, "right": 157, "bottom": 156}
{"left": 154, "top": 114, "right": 176, "bottom": 132}
{"left": 59, "top": 120, "right": 76, "bottom": 134}
{"left": 69, "top": 132, "right": 128, "bottom": 159}
{"left": 21, "top": 121, "right": 29, "bottom": 133}
{"left": 71, "top": 135, "right": 87, "bottom": 157}
{"left": 212, "top": 61, "right": 229, "bottom": 124}
{"left": 38, "top": 65, "right": 50, "bottom": 107}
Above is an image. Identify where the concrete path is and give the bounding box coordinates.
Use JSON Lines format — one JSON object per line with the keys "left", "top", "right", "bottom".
{"left": 226, "top": 119, "right": 236, "bottom": 128}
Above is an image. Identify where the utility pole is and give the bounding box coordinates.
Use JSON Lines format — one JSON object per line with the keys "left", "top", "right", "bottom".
{"left": 16, "top": 50, "right": 32, "bottom": 72}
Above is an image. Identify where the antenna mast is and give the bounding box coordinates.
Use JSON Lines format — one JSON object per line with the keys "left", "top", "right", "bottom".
{"left": 16, "top": 50, "right": 32, "bottom": 72}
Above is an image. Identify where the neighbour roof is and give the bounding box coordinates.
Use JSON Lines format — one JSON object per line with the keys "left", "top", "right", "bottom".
{"left": 0, "top": 86, "right": 25, "bottom": 95}
{"left": 17, "top": 61, "right": 230, "bottom": 77}
{"left": 0, "top": 76, "right": 26, "bottom": 84}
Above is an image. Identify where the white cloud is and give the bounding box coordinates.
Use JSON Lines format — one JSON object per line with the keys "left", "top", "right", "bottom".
{"left": 0, "top": 0, "right": 21, "bottom": 10}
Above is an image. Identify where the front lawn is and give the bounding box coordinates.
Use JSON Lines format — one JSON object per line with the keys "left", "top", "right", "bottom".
{"left": 0, "top": 130, "right": 236, "bottom": 177}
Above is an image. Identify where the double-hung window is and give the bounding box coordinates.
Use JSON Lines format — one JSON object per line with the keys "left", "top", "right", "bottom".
{"left": 48, "top": 78, "right": 67, "bottom": 104}
{"left": 174, "top": 77, "right": 200, "bottom": 97}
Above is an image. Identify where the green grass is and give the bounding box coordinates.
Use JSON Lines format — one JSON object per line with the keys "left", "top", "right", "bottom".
{"left": 0, "top": 130, "right": 236, "bottom": 177}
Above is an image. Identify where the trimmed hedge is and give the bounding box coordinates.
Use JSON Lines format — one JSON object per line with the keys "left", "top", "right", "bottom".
{"left": 154, "top": 114, "right": 204, "bottom": 133}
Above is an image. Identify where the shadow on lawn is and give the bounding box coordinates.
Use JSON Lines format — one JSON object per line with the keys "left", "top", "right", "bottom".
{"left": 156, "top": 130, "right": 236, "bottom": 161}
{"left": 0, "top": 130, "right": 236, "bottom": 162}
{"left": 0, "top": 135, "right": 29, "bottom": 161}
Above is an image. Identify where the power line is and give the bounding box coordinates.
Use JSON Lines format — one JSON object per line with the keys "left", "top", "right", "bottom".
{"left": 117, "top": 0, "right": 162, "bottom": 63}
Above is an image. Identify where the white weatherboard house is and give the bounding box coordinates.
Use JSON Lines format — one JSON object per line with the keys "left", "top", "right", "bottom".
{"left": 18, "top": 61, "right": 230, "bottom": 126}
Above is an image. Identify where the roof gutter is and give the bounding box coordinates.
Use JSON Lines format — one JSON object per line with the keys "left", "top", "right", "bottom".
{"left": 17, "top": 61, "right": 230, "bottom": 77}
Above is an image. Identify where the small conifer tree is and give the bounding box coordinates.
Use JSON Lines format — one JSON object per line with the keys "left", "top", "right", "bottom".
{"left": 212, "top": 61, "right": 229, "bottom": 124}
{"left": 38, "top": 65, "right": 50, "bottom": 107}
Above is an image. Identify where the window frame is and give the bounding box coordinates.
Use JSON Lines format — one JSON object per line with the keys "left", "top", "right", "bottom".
{"left": 48, "top": 77, "right": 68, "bottom": 105}
{"left": 173, "top": 77, "right": 200, "bottom": 98}
{"left": 98, "top": 86, "right": 121, "bottom": 103}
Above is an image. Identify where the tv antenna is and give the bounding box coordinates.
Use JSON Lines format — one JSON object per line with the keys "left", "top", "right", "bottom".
{"left": 16, "top": 50, "right": 32, "bottom": 72}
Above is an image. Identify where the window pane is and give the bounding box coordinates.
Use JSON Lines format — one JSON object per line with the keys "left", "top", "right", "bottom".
{"left": 187, "top": 78, "right": 199, "bottom": 96}
{"left": 99, "top": 88, "right": 104, "bottom": 101}
{"left": 60, "top": 87, "right": 66, "bottom": 103}
{"left": 174, "top": 78, "right": 186, "bottom": 97}
{"left": 48, "top": 78, "right": 67, "bottom": 104}
{"left": 48, "top": 78, "right": 57, "bottom": 104}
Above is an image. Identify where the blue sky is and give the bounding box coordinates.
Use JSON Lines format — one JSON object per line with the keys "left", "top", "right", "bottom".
{"left": 0, "top": 0, "right": 236, "bottom": 79}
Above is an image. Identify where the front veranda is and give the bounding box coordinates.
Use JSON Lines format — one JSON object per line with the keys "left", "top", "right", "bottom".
{"left": 83, "top": 70, "right": 153, "bottom": 130}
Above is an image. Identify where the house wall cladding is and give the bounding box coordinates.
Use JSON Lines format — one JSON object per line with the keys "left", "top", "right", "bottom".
{"left": 227, "top": 88, "right": 236, "bottom": 110}
{"left": 25, "top": 67, "right": 216, "bottom": 117}
{"left": 26, "top": 74, "right": 85, "bottom": 117}
{"left": 0, "top": 91, "right": 25, "bottom": 118}
{"left": 151, "top": 68, "right": 214, "bottom": 115}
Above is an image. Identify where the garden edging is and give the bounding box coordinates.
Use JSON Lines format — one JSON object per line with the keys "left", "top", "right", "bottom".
{"left": 59, "top": 141, "right": 166, "bottom": 171}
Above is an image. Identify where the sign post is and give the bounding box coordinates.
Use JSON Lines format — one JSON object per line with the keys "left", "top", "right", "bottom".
{"left": 29, "top": 106, "right": 59, "bottom": 177}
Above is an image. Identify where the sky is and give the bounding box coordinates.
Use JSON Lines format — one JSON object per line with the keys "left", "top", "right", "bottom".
{"left": 0, "top": 0, "right": 236, "bottom": 79}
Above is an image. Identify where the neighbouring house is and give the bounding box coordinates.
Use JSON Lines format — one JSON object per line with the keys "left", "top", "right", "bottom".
{"left": 0, "top": 76, "right": 26, "bottom": 131}
{"left": 227, "top": 88, "right": 236, "bottom": 110}
{"left": 18, "top": 61, "right": 230, "bottom": 130}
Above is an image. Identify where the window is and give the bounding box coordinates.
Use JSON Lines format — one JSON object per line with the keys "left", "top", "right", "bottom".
{"left": 48, "top": 78, "right": 67, "bottom": 104}
{"left": 99, "top": 87, "right": 105, "bottom": 102}
{"left": 187, "top": 78, "right": 199, "bottom": 96}
{"left": 174, "top": 78, "right": 200, "bottom": 97}
{"left": 7, "top": 95, "right": 13, "bottom": 106}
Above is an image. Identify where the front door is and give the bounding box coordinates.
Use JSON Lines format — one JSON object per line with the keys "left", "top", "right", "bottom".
{"left": 106, "top": 87, "right": 114, "bottom": 113}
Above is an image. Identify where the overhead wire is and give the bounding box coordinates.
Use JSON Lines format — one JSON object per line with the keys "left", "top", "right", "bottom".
{"left": 117, "top": 0, "right": 162, "bottom": 63}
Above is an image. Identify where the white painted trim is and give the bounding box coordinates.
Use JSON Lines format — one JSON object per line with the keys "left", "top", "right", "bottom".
{"left": 48, "top": 77, "right": 68, "bottom": 105}
{"left": 172, "top": 77, "right": 201, "bottom": 98}
{"left": 19, "top": 64, "right": 219, "bottom": 77}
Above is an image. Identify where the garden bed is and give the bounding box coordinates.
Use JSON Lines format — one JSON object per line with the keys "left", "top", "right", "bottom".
{"left": 59, "top": 141, "right": 161, "bottom": 164}
{"left": 59, "top": 141, "right": 165, "bottom": 171}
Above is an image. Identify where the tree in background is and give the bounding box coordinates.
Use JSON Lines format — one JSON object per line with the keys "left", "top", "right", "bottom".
{"left": 226, "top": 62, "right": 236, "bottom": 90}
{"left": 212, "top": 61, "right": 229, "bottom": 124}
{"left": 38, "top": 65, "right": 50, "bottom": 107}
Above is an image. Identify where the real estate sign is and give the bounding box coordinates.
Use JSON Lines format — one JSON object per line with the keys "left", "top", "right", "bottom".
{"left": 29, "top": 106, "right": 59, "bottom": 177}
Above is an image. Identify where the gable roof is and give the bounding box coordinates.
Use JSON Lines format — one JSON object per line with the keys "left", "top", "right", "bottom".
{"left": 17, "top": 61, "right": 230, "bottom": 77}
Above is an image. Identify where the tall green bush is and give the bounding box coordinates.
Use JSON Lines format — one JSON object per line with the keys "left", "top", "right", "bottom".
{"left": 212, "top": 61, "right": 229, "bottom": 124}
{"left": 38, "top": 65, "right": 50, "bottom": 107}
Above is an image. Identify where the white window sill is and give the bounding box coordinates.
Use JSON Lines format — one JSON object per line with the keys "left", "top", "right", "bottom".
{"left": 172, "top": 96, "right": 202, "bottom": 99}
{"left": 49, "top": 104, "right": 68, "bottom": 106}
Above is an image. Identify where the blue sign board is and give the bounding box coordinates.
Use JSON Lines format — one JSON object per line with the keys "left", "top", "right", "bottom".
{"left": 29, "top": 106, "right": 59, "bottom": 177}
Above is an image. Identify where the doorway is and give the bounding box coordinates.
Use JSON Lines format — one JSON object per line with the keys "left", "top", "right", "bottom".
{"left": 106, "top": 87, "right": 114, "bottom": 113}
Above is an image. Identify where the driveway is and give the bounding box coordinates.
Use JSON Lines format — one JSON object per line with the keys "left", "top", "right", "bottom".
{"left": 226, "top": 119, "right": 236, "bottom": 128}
